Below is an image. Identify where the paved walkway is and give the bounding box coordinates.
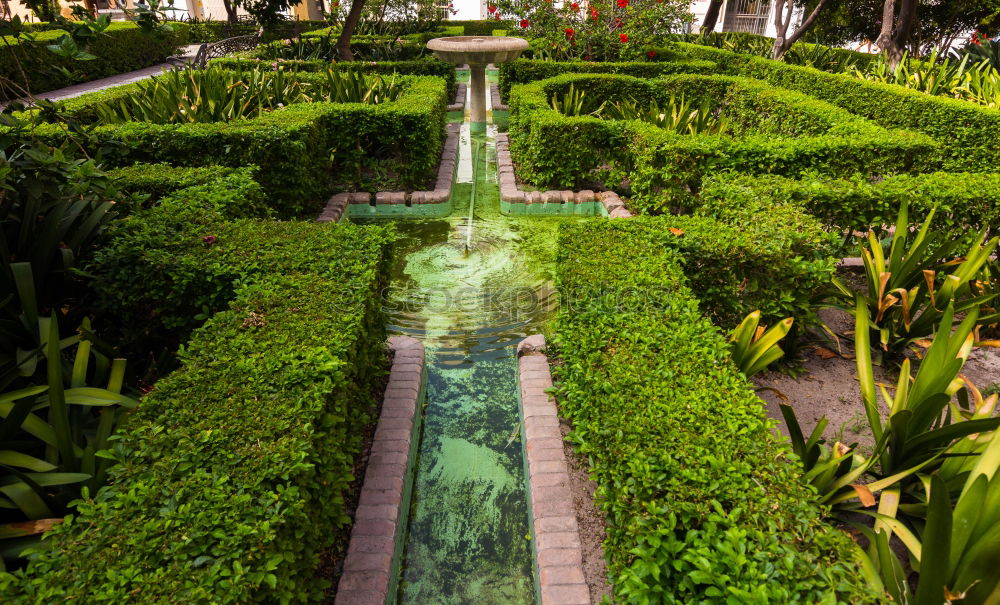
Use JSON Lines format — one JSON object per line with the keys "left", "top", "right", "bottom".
{"left": 9, "top": 44, "right": 201, "bottom": 105}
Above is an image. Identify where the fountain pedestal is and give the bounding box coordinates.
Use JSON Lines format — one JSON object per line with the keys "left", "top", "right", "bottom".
{"left": 426, "top": 36, "right": 529, "bottom": 133}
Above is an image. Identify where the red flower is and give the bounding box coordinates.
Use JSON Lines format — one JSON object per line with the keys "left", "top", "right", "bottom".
{"left": 619, "top": 33, "right": 629, "bottom": 43}
{"left": 647, "top": 50, "right": 657, "bottom": 58}
{"left": 612, "top": 17, "right": 622, "bottom": 29}
{"left": 617, "top": 0, "right": 627, "bottom": 7}
{"left": 520, "top": 18, "right": 529, "bottom": 27}
{"left": 495, "top": 14, "right": 501, "bottom": 20}
{"left": 565, "top": 27, "right": 576, "bottom": 39}
{"left": 202, "top": 235, "right": 217, "bottom": 246}
{"left": 570, "top": 2, "right": 579, "bottom": 10}
{"left": 487, "top": 4, "right": 496, "bottom": 13}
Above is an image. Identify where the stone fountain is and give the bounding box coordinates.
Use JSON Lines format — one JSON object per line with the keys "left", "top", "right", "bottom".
{"left": 426, "top": 36, "right": 529, "bottom": 133}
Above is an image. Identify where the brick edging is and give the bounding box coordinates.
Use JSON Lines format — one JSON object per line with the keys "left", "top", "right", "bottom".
{"left": 495, "top": 134, "right": 633, "bottom": 218}
{"left": 518, "top": 335, "right": 591, "bottom": 605}
{"left": 490, "top": 83, "right": 508, "bottom": 111}
{"left": 334, "top": 335, "right": 425, "bottom": 605}
{"left": 318, "top": 122, "right": 462, "bottom": 222}
{"left": 447, "top": 83, "right": 467, "bottom": 111}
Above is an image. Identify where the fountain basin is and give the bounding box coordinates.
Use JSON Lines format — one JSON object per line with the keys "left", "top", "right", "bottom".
{"left": 426, "top": 36, "right": 529, "bottom": 66}
{"left": 427, "top": 36, "right": 529, "bottom": 133}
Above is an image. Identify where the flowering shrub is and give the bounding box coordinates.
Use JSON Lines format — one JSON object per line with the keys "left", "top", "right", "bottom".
{"left": 493, "top": 0, "right": 691, "bottom": 61}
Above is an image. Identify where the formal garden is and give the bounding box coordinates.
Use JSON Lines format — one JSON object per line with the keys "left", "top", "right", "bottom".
{"left": 1, "top": 0, "right": 999, "bottom": 602}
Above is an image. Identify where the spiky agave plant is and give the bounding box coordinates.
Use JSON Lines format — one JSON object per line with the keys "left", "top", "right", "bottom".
{"left": 93, "top": 66, "right": 404, "bottom": 125}
{"left": 601, "top": 94, "right": 728, "bottom": 135}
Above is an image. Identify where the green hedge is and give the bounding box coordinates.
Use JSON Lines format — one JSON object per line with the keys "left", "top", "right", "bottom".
{"left": 697, "top": 171, "right": 1000, "bottom": 241}
{"left": 678, "top": 204, "right": 837, "bottom": 329}
{"left": 508, "top": 73, "right": 937, "bottom": 196}
{"left": 671, "top": 41, "right": 1000, "bottom": 171}
{"left": 14, "top": 232, "right": 392, "bottom": 601}
{"left": 106, "top": 163, "right": 264, "bottom": 213}
{"left": 88, "top": 184, "right": 356, "bottom": 349}
{"left": 441, "top": 19, "right": 513, "bottom": 36}
{"left": 0, "top": 22, "right": 189, "bottom": 100}
{"left": 496, "top": 57, "right": 717, "bottom": 97}
{"left": 209, "top": 55, "right": 457, "bottom": 94}
{"left": 26, "top": 72, "right": 447, "bottom": 216}
{"left": 553, "top": 219, "right": 873, "bottom": 603}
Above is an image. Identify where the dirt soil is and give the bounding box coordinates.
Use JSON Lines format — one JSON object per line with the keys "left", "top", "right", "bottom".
{"left": 560, "top": 418, "right": 614, "bottom": 604}
{"left": 754, "top": 307, "right": 1000, "bottom": 451}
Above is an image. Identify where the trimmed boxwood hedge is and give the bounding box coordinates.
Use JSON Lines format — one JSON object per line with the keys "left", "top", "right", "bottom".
{"left": 0, "top": 22, "right": 189, "bottom": 100}
{"left": 508, "top": 73, "right": 937, "bottom": 196}
{"left": 697, "top": 171, "right": 1000, "bottom": 241}
{"left": 496, "top": 56, "right": 716, "bottom": 97}
{"left": 669, "top": 41, "right": 1000, "bottom": 171}
{"left": 553, "top": 218, "right": 874, "bottom": 603}
{"left": 23, "top": 72, "right": 447, "bottom": 216}
{"left": 209, "top": 56, "right": 457, "bottom": 94}
{"left": 106, "top": 163, "right": 265, "bottom": 214}
{"left": 675, "top": 203, "right": 838, "bottom": 329}
{"left": 9, "top": 179, "right": 394, "bottom": 603}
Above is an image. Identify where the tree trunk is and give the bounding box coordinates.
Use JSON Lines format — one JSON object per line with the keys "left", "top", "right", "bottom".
{"left": 771, "top": 0, "right": 792, "bottom": 60}
{"left": 876, "top": 0, "right": 917, "bottom": 69}
{"left": 700, "top": 0, "right": 723, "bottom": 34}
{"left": 771, "top": 0, "right": 831, "bottom": 60}
{"left": 223, "top": 0, "right": 239, "bottom": 23}
{"left": 336, "top": 0, "right": 366, "bottom": 61}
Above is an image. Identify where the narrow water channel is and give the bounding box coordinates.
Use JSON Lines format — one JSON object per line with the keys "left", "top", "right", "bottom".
{"left": 352, "top": 72, "right": 581, "bottom": 604}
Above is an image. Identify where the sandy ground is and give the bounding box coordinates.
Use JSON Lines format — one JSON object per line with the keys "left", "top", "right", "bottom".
{"left": 754, "top": 306, "right": 1000, "bottom": 452}
{"left": 559, "top": 418, "right": 614, "bottom": 604}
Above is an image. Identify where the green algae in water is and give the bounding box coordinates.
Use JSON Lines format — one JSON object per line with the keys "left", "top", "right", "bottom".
{"left": 355, "top": 123, "right": 589, "bottom": 604}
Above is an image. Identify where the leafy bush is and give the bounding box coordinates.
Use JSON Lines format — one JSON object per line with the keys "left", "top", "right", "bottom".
{"left": 0, "top": 22, "right": 189, "bottom": 101}
{"left": 508, "top": 73, "right": 936, "bottom": 194}
{"left": 671, "top": 41, "right": 1000, "bottom": 171}
{"left": 8, "top": 257, "right": 392, "bottom": 601}
{"left": 553, "top": 219, "right": 873, "bottom": 603}
{"left": 490, "top": 0, "right": 689, "bottom": 62}
{"left": 21, "top": 74, "right": 447, "bottom": 216}
{"left": 91, "top": 66, "right": 403, "bottom": 125}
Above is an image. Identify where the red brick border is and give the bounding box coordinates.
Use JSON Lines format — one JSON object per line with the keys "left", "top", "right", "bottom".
{"left": 518, "top": 335, "right": 591, "bottom": 605}
{"left": 334, "top": 335, "right": 425, "bottom": 605}
{"left": 448, "top": 83, "right": 468, "bottom": 111}
{"left": 490, "top": 82, "right": 508, "bottom": 111}
{"left": 495, "top": 133, "right": 633, "bottom": 218}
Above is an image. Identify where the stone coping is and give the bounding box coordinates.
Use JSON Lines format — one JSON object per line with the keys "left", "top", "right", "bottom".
{"left": 496, "top": 134, "right": 633, "bottom": 218}
{"left": 334, "top": 335, "right": 426, "bottom": 605}
{"left": 490, "top": 83, "right": 508, "bottom": 111}
{"left": 318, "top": 122, "right": 461, "bottom": 222}
{"left": 518, "top": 335, "right": 591, "bottom": 605}
{"left": 447, "top": 83, "right": 467, "bottom": 112}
